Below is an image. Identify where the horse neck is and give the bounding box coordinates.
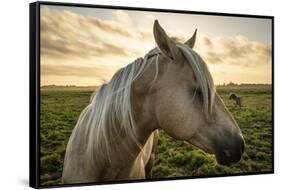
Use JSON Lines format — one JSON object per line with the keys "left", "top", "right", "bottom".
{"left": 89, "top": 122, "right": 153, "bottom": 173}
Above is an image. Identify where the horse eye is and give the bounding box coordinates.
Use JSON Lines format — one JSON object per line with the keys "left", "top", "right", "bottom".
{"left": 197, "top": 89, "right": 203, "bottom": 98}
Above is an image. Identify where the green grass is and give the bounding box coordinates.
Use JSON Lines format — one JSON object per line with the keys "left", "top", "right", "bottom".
{"left": 40, "top": 87, "right": 273, "bottom": 185}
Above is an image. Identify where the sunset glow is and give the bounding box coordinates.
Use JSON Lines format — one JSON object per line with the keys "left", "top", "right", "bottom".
{"left": 40, "top": 5, "right": 272, "bottom": 86}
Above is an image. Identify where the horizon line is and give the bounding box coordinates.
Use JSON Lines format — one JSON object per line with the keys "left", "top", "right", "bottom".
{"left": 41, "top": 82, "right": 272, "bottom": 88}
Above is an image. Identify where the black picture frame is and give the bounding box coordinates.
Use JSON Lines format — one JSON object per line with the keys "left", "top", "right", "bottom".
{"left": 29, "top": 1, "right": 274, "bottom": 189}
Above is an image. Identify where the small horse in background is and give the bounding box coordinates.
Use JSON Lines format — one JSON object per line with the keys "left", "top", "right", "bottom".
{"left": 229, "top": 93, "right": 242, "bottom": 108}
{"left": 62, "top": 20, "right": 245, "bottom": 184}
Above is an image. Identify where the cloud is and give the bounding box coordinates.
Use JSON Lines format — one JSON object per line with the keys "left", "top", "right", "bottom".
{"left": 138, "top": 30, "right": 153, "bottom": 41}
{"left": 205, "top": 51, "right": 223, "bottom": 64}
{"left": 202, "top": 36, "right": 213, "bottom": 47}
{"left": 40, "top": 6, "right": 271, "bottom": 86}
{"left": 87, "top": 16, "right": 132, "bottom": 37}
{"left": 41, "top": 63, "right": 116, "bottom": 84}
{"left": 196, "top": 35, "right": 272, "bottom": 67}
{"left": 112, "top": 10, "right": 133, "bottom": 27}
{"left": 41, "top": 34, "right": 128, "bottom": 59}
{"left": 41, "top": 7, "right": 134, "bottom": 61}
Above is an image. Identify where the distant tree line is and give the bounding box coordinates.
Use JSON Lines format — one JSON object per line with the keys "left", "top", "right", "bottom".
{"left": 217, "top": 82, "right": 271, "bottom": 87}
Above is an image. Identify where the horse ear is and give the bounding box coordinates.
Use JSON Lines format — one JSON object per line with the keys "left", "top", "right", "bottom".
{"left": 185, "top": 29, "right": 197, "bottom": 48}
{"left": 153, "top": 20, "right": 180, "bottom": 60}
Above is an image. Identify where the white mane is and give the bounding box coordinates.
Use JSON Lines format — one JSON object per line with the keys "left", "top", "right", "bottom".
{"left": 177, "top": 44, "right": 216, "bottom": 116}
{"left": 69, "top": 48, "right": 161, "bottom": 165}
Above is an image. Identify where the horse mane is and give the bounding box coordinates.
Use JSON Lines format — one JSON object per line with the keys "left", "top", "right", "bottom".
{"left": 177, "top": 44, "right": 216, "bottom": 116}
{"left": 73, "top": 44, "right": 215, "bottom": 165}
{"left": 78, "top": 48, "right": 161, "bottom": 164}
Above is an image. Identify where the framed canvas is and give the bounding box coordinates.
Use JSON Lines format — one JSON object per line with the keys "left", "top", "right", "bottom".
{"left": 29, "top": 1, "right": 274, "bottom": 188}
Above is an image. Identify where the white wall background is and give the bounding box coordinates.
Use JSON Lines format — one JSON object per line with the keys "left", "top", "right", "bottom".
{"left": 0, "top": 0, "right": 278, "bottom": 189}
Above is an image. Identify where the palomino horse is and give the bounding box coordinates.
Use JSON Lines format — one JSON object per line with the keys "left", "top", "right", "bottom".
{"left": 62, "top": 20, "right": 245, "bottom": 184}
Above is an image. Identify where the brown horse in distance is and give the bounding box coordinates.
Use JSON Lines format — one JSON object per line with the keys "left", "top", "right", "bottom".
{"left": 229, "top": 93, "right": 242, "bottom": 108}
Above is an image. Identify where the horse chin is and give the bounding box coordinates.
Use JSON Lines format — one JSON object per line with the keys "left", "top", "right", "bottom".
{"left": 215, "top": 154, "right": 232, "bottom": 166}
{"left": 214, "top": 151, "right": 241, "bottom": 166}
{"left": 184, "top": 140, "right": 235, "bottom": 166}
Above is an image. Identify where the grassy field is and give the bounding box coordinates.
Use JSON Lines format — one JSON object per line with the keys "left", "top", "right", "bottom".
{"left": 40, "top": 85, "right": 273, "bottom": 186}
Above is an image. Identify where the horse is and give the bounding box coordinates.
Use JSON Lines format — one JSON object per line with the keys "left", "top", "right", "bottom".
{"left": 62, "top": 20, "right": 245, "bottom": 184}
{"left": 229, "top": 93, "right": 242, "bottom": 108}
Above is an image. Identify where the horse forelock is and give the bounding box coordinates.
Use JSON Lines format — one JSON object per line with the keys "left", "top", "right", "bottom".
{"left": 176, "top": 44, "right": 216, "bottom": 116}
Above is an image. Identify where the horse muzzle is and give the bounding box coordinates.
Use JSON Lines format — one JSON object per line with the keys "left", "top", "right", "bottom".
{"left": 214, "top": 134, "right": 245, "bottom": 166}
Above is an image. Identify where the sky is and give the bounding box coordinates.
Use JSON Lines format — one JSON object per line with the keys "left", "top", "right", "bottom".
{"left": 40, "top": 5, "right": 272, "bottom": 86}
